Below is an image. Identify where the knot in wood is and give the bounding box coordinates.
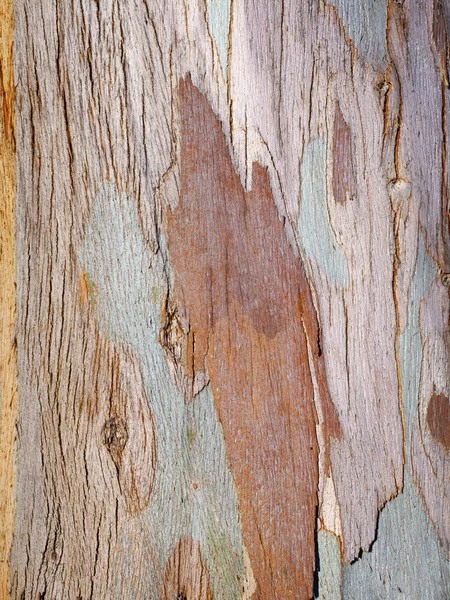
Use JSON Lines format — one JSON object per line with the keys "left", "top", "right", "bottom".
{"left": 160, "top": 302, "right": 185, "bottom": 363}
{"left": 102, "top": 417, "right": 128, "bottom": 452}
{"left": 441, "top": 273, "right": 450, "bottom": 287}
{"left": 388, "top": 178, "right": 411, "bottom": 211}
{"left": 375, "top": 77, "right": 390, "bottom": 96}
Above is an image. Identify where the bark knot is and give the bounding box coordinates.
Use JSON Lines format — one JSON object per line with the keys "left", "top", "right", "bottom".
{"left": 103, "top": 417, "right": 128, "bottom": 456}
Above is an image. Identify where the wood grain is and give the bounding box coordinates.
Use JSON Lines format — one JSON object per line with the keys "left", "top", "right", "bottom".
{"left": 0, "top": 0, "right": 16, "bottom": 597}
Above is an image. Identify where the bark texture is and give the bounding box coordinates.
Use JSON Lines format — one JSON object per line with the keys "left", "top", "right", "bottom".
{"left": 1, "top": 0, "right": 450, "bottom": 598}
{"left": 0, "top": 1, "right": 16, "bottom": 598}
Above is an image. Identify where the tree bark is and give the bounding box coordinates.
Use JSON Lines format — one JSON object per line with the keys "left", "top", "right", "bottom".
{"left": 1, "top": 0, "right": 449, "bottom": 598}
{"left": 0, "top": 1, "right": 16, "bottom": 598}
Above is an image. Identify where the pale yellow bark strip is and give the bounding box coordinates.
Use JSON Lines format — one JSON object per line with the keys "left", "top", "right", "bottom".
{"left": 0, "top": 0, "right": 16, "bottom": 597}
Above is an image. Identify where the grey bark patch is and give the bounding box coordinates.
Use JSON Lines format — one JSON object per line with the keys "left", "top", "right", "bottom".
{"left": 342, "top": 478, "right": 450, "bottom": 599}
{"left": 327, "top": 0, "right": 388, "bottom": 68}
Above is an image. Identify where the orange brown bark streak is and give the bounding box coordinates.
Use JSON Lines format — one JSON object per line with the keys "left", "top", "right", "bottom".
{"left": 0, "top": 0, "right": 16, "bottom": 597}
{"left": 167, "top": 76, "right": 339, "bottom": 599}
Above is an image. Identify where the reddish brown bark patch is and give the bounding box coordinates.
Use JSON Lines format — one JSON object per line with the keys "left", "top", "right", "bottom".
{"left": 427, "top": 393, "right": 450, "bottom": 451}
{"left": 433, "top": 0, "right": 449, "bottom": 85}
{"left": 167, "top": 76, "right": 340, "bottom": 599}
{"left": 162, "top": 538, "right": 212, "bottom": 600}
{"left": 332, "top": 101, "right": 356, "bottom": 205}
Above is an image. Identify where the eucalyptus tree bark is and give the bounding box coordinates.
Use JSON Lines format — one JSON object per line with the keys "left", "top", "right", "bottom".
{"left": 1, "top": 0, "right": 449, "bottom": 598}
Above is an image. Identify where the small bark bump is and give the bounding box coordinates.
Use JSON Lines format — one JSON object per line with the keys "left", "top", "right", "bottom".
{"left": 441, "top": 273, "right": 450, "bottom": 287}
{"left": 103, "top": 416, "right": 128, "bottom": 463}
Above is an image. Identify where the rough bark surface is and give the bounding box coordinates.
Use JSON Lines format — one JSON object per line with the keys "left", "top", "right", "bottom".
{"left": 0, "top": 1, "right": 16, "bottom": 598}
{"left": 1, "top": 0, "right": 450, "bottom": 598}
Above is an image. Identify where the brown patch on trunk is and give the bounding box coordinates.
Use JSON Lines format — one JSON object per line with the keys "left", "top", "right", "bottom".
{"left": 427, "top": 393, "right": 450, "bottom": 451}
{"left": 162, "top": 538, "right": 212, "bottom": 600}
{"left": 167, "top": 76, "right": 340, "bottom": 600}
{"left": 78, "top": 271, "right": 89, "bottom": 305}
{"left": 332, "top": 101, "right": 356, "bottom": 205}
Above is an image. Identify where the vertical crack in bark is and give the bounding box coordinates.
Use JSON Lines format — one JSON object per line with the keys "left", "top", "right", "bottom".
{"left": 386, "top": 0, "right": 407, "bottom": 481}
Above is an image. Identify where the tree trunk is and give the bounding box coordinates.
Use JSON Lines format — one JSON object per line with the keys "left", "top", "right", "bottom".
{"left": 1, "top": 0, "right": 449, "bottom": 598}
